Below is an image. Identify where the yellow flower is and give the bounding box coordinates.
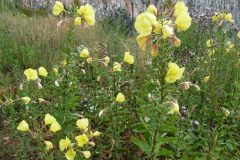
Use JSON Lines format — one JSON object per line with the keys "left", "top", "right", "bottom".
{"left": 82, "top": 151, "right": 91, "bottom": 159}
{"left": 65, "top": 148, "right": 76, "bottom": 160}
{"left": 226, "top": 41, "right": 234, "bottom": 49}
{"left": 134, "top": 12, "right": 157, "bottom": 36}
{"left": 80, "top": 48, "right": 90, "bottom": 58}
{"left": 86, "top": 58, "right": 92, "bottom": 64}
{"left": 113, "top": 62, "right": 122, "bottom": 72}
{"left": 237, "top": 32, "right": 240, "bottom": 38}
{"left": 52, "top": 1, "right": 64, "bottom": 16}
{"left": 21, "top": 96, "right": 31, "bottom": 105}
{"left": 136, "top": 34, "right": 148, "bottom": 51}
{"left": 222, "top": 107, "right": 230, "bottom": 117}
{"left": 76, "top": 118, "right": 89, "bottom": 130}
{"left": 38, "top": 67, "right": 48, "bottom": 77}
{"left": 204, "top": 76, "right": 210, "bottom": 83}
{"left": 38, "top": 98, "right": 46, "bottom": 103}
{"left": 168, "top": 101, "right": 180, "bottom": 115}
{"left": 44, "top": 141, "right": 53, "bottom": 151}
{"left": 175, "top": 11, "right": 192, "bottom": 31}
{"left": 162, "top": 25, "right": 174, "bottom": 39}
{"left": 174, "top": 1, "right": 188, "bottom": 17}
{"left": 206, "top": 39, "right": 213, "bottom": 47}
{"left": 116, "top": 92, "right": 125, "bottom": 103}
{"left": 173, "top": 37, "right": 181, "bottom": 47}
{"left": 224, "top": 13, "right": 234, "bottom": 23}
{"left": 17, "top": 120, "right": 30, "bottom": 132}
{"left": 52, "top": 67, "right": 59, "bottom": 75}
{"left": 77, "top": 4, "right": 95, "bottom": 26}
{"left": 59, "top": 137, "right": 71, "bottom": 152}
{"left": 44, "top": 113, "right": 56, "bottom": 125}
{"left": 74, "top": 17, "right": 82, "bottom": 26}
{"left": 124, "top": 52, "right": 134, "bottom": 64}
{"left": 75, "top": 134, "right": 89, "bottom": 147}
{"left": 49, "top": 121, "right": 61, "bottom": 133}
{"left": 212, "top": 12, "right": 221, "bottom": 22}
{"left": 104, "top": 56, "right": 110, "bottom": 64}
{"left": 146, "top": 5, "right": 157, "bottom": 15}
{"left": 24, "top": 68, "right": 38, "bottom": 81}
{"left": 92, "top": 131, "right": 101, "bottom": 137}
{"left": 165, "top": 62, "right": 185, "bottom": 84}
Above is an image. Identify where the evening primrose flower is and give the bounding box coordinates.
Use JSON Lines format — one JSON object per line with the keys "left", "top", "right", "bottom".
{"left": 80, "top": 48, "right": 90, "bottom": 58}
{"left": 76, "top": 118, "right": 89, "bottom": 130}
{"left": 124, "top": 52, "right": 134, "bottom": 64}
{"left": 113, "top": 62, "right": 122, "bottom": 72}
{"left": 52, "top": 67, "right": 58, "bottom": 75}
{"left": 174, "top": 1, "right": 188, "bottom": 17}
{"left": 75, "top": 134, "right": 89, "bottom": 147}
{"left": 224, "top": 13, "right": 234, "bottom": 23}
{"left": 77, "top": 4, "right": 95, "bottom": 26}
{"left": 44, "top": 113, "right": 56, "bottom": 125}
{"left": 52, "top": 1, "right": 64, "bottom": 16}
{"left": 86, "top": 58, "right": 92, "bottom": 64}
{"left": 204, "top": 76, "right": 210, "bottom": 83}
{"left": 92, "top": 131, "right": 101, "bottom": 137}
{"left": 38, "top": 67, "right": 48, "bottom": 77}
{"left": 59, "top": 137, "right": 71, "bottom": 152}
{"left": 136, "top": 34, "right": 149, "bottom": 51}
{"left": 38, "top": 98, "right": 46, "bottom": 103}
{"left": 49, "top": 121, "right": 61, "bottom": 133}
{"left": 104, "top": 56, "right": 110, "bottom": 64}
{"left": 82, "top": 151, "right": 91, "bottom": 159}
{"left": 168, "top": 101, "right": 180, "bottom": 115}
{"left": 116, "top": 93, "right": 125, "bottom": 103}
{"left": 165, "top": 62, "right": 185, "bottom": 84}
{"left": 134, "top": 12, "right": 157, "bottom": 36}
{"left": 74, "top": 17, "right": 82, "bottom": 26}
{"left": 146, "top": 5, "right": 157, "bottom": 15}
{"left": 206, "top": 39, "right": 213, "bottom": 47}
{"left": 162, "top": 25, "right": 174, "bottom": 39}
{"left": 44, "top": 141, "right": 53, "bottom": 151}
{"left": 65, "top": 148, "right": 76, "bottom": 160}
{"left": 175, "top": 11, "right": 192, "bottom": 31}
{"left": 24, "top": 68, "right": 38, "bottom": 81}
{"left": 21, "top": 96, "right": 31, "bottom": 104}
{"left": 17, "top": 120, "right": 30, "bottom": 132}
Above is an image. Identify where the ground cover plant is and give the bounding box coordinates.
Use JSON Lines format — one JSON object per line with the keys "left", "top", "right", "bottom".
{"left": 0, "top": 1, "right": 239, "bottom": 160}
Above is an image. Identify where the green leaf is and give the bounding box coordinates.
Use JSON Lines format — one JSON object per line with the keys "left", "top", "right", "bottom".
{"left": 130, "top": 136, "right": 151, "bottom": 156}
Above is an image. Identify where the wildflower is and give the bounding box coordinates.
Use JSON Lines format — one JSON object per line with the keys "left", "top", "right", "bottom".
{"left": 173, "top": 36, "right": 181, "bottom": 47}
{"left": 175, "top": 11, "right": 192, "bottom": 31}
{"left": 59, "top": 137, "right": 71, "bottom": 152}
{"left": 86, "top": 58, "right": 92, "bottom": 64}
{"left": 103, "top": 56, "right": 110, "bottom": 64}
{"left": 24, "top": 68, "right": 38, "bottom": 81}
{"left": 224, "top": 13, "right": 234, "bottom": 23}
{"left": 134, "top": 12, "right": 157, "bottom": 36}
{"left": 222, "top": 107, "right": 230, "bottom": 117}
{"left": 49, "top": 121, "right": 61, "bottom": 133}
{"left": 44, "top": 114, "right": 56, "bottom": 125}
{"left": 116, "top": 93, "right": 125, "bottom": 103}
{"left": 151, "top": 44, "right": 158, "bottom": 57}
{"left": 123, "top": 52, "right": 134, "bottom": 64}
{"left": 74, "top": 17, "right": 82, "bottom": 26}
{"left": 146, "top": 5, "right": 157, "bottom": 15}
{"left": 76, "top": 118, "right": 89, "bottom": 130}
{"left": 52, "top": 67, "right": 58, "bottom": 75}
{"left": 21, "top": 96, "right": 31, "bottom": 104}
{"left": 38, "top": 67, "right": 48, "bottom": 77}
{"left": 168, "top": 101, "right": 180, "bottom": 115}
{"left": 17, "top": 120, "right": 30, "bottom": 132}
{"left": 38, "top": 98, "right": 46, "bottom": 103}
{"left": 65, "top": 148, "right": 76, "bottom": 160}
{"left": 174, "top": 1, "right": 188, "bottom": 17}
{"left": 82, "top": 151, "right": 91, "bottom": 159}
{"left": 77, "top": 4, "right": 95, "bottom": 26}
{"left": 44, "top": 141, "right": 53, "bottom": 151}
{"left": 52, "top": 1, "right": 64, "bottom": 16}
{"left": 80, "top": 48, "right": 90, "bottom": 58}
{"left": 208, "top": 49, "right": 215, "bottom": 56}
{"left": 212, "top": 12, "right": 221, "bottom": 22}
{"left": 92, "top": 131, "right": 101, "bottom": 137}
{"left": 113, "top": 62, "right": 122, "bottom": 72}
{"left": 165, "top": 62, "right": 185, "bottom": 84}
{"left": 204, "top": 76, "right": 210, "bottom": 83}
{"left": 75, "top": 134, "right": 89, "bottom": 147}
{"left": 206, "top": 39, "right": 213, "bottom": 48}
{"left": 136, "top": 34, "right": 149, "bottom": 51}
{"left": 162, "top": 25, "right": 174, "bottom": 39}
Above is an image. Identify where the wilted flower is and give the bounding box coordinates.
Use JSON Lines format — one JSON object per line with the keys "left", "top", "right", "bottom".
{"left": 179, "top": 81, "right": 192, "bottom": 90}
{"left": 103, "top": 56, "right": 110, "bottom": 64}
{"left": 222, "top": 107, "right": 230, "bottom": 117}
{"left": 17, "top": 120, "right": 30, "bottom": 132}
{"left": 136, "top": 34, "right": 149, "bottom": 51}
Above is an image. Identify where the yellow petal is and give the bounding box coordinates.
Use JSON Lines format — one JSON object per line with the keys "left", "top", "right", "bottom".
{"left": 113, "top": 62, "right": 122, "bottom": 72}
{"left": 44, "top": 141, "right": 53, "bottom": 151}
{"left": 44, "top": 113, "right": 56, "bottom": 125}
{"left": 175, "top": 11, "right": 192, "bottom": 31}
{"left": 21, "top": 96, "right": 31, "bottom": 105}
{"left": 77, "top": 4, "right": 95, "bottom": 26}
{"left": 74, "top": 17, "right": 82, "bottom": 26}
{"left": 52, "top": 1, "right": 64, "bottom": 16}
{"left": 116, "top": 93, "right": 125, "bottom": 103}
{"left": 49, "top": 121, "right": 61, "bottom": 133}
{"left": 76, "top": 118, "right": 89, "bottom": 130}
{"left": 174, "top": 2, "right": 188, "bottom": 17}
{"left": 65, "top": 148, "right": 76, "bottom": 160}
{"left": 123, "top": 52, "right": 134, "bottom": 64}
{"left": 17, "top": 120, "right": 30, "bottom": 132}
{"left": 136, "top": 34, "right": 148, "bottom": 51}
{"left": 38, "top": 67, "right": 48, "bottom": 77}
{"left": 24, "top": 68, "right": 38, "bottom": 81}
{"left": 80, "top": 48, "right": 90, "bottom": 58}
{"left": 59, "top": 137, "right": 71, "bottom": 152}
{"left": 82, "top": 151, "right": 91, "bottom": 159}
{"left": 146, "top": 5, "right": 157, "bottom": 15}
{"left": 75, "top": 134, "right": 89, "bottom": 147}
